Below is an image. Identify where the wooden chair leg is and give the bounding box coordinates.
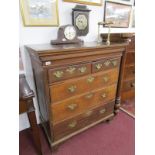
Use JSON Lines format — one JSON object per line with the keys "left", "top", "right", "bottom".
{"left": 28, "top": 110, "right": 42, "bottom": 155}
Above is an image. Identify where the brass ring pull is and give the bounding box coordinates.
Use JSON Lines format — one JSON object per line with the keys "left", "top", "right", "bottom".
{"left": 53, "top": 71, "right": 64, "bottom": 78}
{"left": 67, "top": 103, "right": 77, "bottom": 111}
{"left": 66, "top": 67, "right": 76, "bottom": 74}
{"left": 85, "top": 93, "right": 93, "bottom": 99}
{"left": 96, "top": 63, "right": 102, "bottom": 70}
{"left": 79, "top": 66, "right": 87, "bottom": 73}
{"left": 99, "top": 108, "right": 106, "bottom": 114}
{"left": 87, "top": 76, "right": 95, "bottom": 83}
{"left": 68, "top": 121, "right": 77, "bottom": 128}
{"left": 101, "top": 93, "right": 107, "bottom": 99}
{"left": 68, "top": 85, "right": 77, "bottom": 93}
{"left": 85, "top": 110, "right": 93, "bottom": 117}
{"left": 103, "top": 76, "right": 109, "bottom": 83}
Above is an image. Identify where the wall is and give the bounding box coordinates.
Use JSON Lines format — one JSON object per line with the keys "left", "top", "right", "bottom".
{"left": 19, "top": 0, "right": 135, "bottom": 131}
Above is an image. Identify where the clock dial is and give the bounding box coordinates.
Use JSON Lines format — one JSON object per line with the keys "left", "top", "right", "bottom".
{"left": 76, "top": 14, "right": 88, "bottom": 30}
{"left": 64, "top": 26, "right": 76, "bottom": 40}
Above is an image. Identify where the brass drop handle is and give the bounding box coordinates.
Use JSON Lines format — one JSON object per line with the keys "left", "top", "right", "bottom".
{"left": 68, "top": 85, "right": 77, "bottom": 93}
{"left": 68, "top": 121, "right": 77, "bottom": 128}
{"left": 87, "top": 76, "right": 95, "bottom": 83}
{"left": 85, "top": 93, "right": 94, "bottom": 99}
{"left": 131, "top": 82, "right": 135, "bottom": 87}
{"left": 96, "top": 63, "right": 102, "bottom": 70}
{"left": 53, "top": 71, "right": 64, "bottom": 78}
{"left": 67, "top": 103, "right": 78, "bottom": 111}
{"left": 99, "top": 108, "right": 106, "bottom": 114}
{"left": 66, "top": 67, "right": 76, "bottom": 74}
{"left": 85, "top": 110, "right": 93, "bottom": 117}
{"left": 104, "top": 60, "right": 111, "bottom": 67}
{"left": 112, "top": 60, "right": 118, "bottom": 66}
{"left": 79, "top": 66, "right": 87, "bottom": 73}
{"left": 103, "top": 76, "right": 109, "bottom": 83}
{"left": 101, "top": 93, "right": 107, "bottom": 99}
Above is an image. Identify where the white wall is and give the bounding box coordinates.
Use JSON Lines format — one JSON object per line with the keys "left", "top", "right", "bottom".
{"left": 19, "top": 0, "right": 135, "bottom": 131}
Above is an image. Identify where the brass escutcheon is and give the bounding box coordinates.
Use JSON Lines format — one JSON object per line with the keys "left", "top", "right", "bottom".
{"left": 85, "top": 110, "right": 93, "bottom": 117}
{"left": 101, "top": 93, "right": 107, "bottom": 98}
{"left": 103, "top": 76, "right": 109, "bottom": 83}
{"left": 87, "top": 76, "right": 95, "bottom": 83}
{"left": 67, "top": 103, "right": 77, "bottom": 111}
{"left": 68, "top": 85, "right": 77, "bottom": 93}
{"left": 79, "top": 66, "right": 87, "bottom": 73}
{"left": 53, "top": 71, "right": 63, "bottom": 78}
{"left": 66, "top": 67, "right": 76, "bottom": 74}
{"left": 68, "top": 121, "right": 77, "bottom": 128}
{"left": 96, "top": 63, "right": 102, "bottom": 70}
{"left": 112, "top": 60, "right": 118, "bottom": 66}
{"left": 104, "top": 60, "right": 111, "bottom": 66}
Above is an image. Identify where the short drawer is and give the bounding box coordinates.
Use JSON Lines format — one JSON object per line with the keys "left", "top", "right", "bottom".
{"left": 125, "top": 52, "right": 135, "bottom": 65}
{"left": 92, "top": 57, "right": 121, "bottom": 73}
{"left": 123, "top": 66, "right": 135, "bottom": 80}
{"left": 50, "top": 68, "right": 119, "bottom": 103}
{"left": 122, "top": 79, "right": 135, "bottom": 92}
{"left": 52, "top": 101, "right": 115, "bottom": 141}
{"left": 48, "top": 63, "right": 91, "bottom": 83}
{"left": 51, "top": 84, "right": 117, "bottom": 123}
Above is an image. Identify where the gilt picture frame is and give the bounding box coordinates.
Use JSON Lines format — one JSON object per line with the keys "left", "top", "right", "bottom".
{"left": 64, "top": 0, "right": 102, "bottom": 6}
{"left": 106, "top": 0, "right": 134, "bottom": 5}
{"left": 20, "top": 0, "right": 59, "bottom": 26}
{"left": 104, "top": 1, "right": 132, "bottom": 28}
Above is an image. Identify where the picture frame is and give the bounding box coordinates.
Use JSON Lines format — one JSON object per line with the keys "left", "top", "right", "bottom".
{"left": 20, "top": 0, "right": 59, "bottom": 26}
{"left": 104, "top": 1, "right": 132, "bottom": 28}
{"left": 63, "top": 0, "right": 102, "bottom": 6}
{"left": 106, "top": 0, "right": 134, "bottom": 5}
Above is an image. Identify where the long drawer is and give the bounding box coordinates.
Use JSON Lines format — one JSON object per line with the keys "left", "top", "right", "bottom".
{"left": 50, "top": 68, "right": 119, "bottom": 103}
{"left": 51, "top": 84, "right": 117, "bottom": 123}
{"left": 52, "top": 101, "right": 115, "bottom": 141}
{"left": 48, "top": 63, "right": 91, "bottom": 83}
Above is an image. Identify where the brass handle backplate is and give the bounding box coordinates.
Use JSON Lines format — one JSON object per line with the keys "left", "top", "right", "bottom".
{"left": 85, "top": 93, "right": 93, "bottom": 99}
{"left": 68, "top": 121, "right": 77, "bottom": 128}
{"left": 53, "top": 71, "right": 64, "bottom": 78}
{"left": 112, "top": 60, "right": 118, "bottom": 66}
{"left": 79, "top": 66, "right": 87, "bottom": 73}
{"left": 99, "top": 108, "right": 106, "bottom": 114}
{"left": 96, "top": 63, "right": 102, "bottom": 70}
{"left": 85, "top": 110, "right": 93, "bottom": 117}
{"left": 68, "top": 85, "right": 77, "bottom": 93}
{"left": 66, "top": 67, "right": 76, "bottom": 74}
{"left": 87, "top": 76, "right": 95, "bottom": 83}
{"left": 104, "top": 60, "right": 111, "bottom": 67}
{"left": 101, "top": 93, "right": 107, "bottom": 99}
{"left": 67, "top": 103, "right": 78, "bottom": 111}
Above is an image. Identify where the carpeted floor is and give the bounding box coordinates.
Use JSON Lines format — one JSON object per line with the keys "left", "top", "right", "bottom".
{"left": 19, "top": 111, "right": 135, "bottom": 155}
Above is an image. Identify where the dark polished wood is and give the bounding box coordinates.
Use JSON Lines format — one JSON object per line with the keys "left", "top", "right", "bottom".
{"left": 26, "top": 42, "right": 128, "bottom": 151}
{"left": 19, "top": 74, "right": 42, "bottom": 155}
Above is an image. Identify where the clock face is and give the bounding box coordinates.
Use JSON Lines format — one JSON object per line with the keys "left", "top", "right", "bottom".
{"left": 75, "top": 14, "right": 88, "bottom": 30}
{"left": 64, "top": 26, "right": 76, "bottom": 40}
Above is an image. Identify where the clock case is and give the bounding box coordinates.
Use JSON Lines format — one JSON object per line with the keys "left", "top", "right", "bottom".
{"left": 51, "top": 25, "right": 83, "bottom": 45}
{"left": 72, "top": 5, "right": 91, "bottom": 36}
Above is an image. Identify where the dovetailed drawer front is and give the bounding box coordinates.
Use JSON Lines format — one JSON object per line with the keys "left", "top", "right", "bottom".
{"left": 50, "top": 68, "right": 119, "bottom": 103}
{"left": 123, "top": 66, "right": 135, "bottom": 80}
{"left": 122, "top": 79, "right": 135, "bottom": 92}
{"left": 51, "top": 84, "right": 117, "bottom": 123}
{"left": 48, "top": 63, "right": 91, "bottom": 83}
{"left": 125, "top": 52, "right": 135, "bottom": 65}
{"left": 52, "top": 101, "right": 115, "bottom": 141}
{"left": 92, "top": 57, "right": 121, "bottom": 73}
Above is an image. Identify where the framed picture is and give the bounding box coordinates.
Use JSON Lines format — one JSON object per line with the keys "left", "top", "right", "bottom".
{"left": 106, "top": 0, "right": 134, "bottom": 5}
{"left": 20, "top": 0, "right": 59, "bottom": 26}
{"left": 63, "top": 0, "right": 102, "bottom": 6}
{"left": 104, "top": 1, "right": 132, "bottom": 28}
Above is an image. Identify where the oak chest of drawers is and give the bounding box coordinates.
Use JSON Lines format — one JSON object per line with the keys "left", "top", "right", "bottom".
{"left": 26, "top": 42, "right": 127, "bottom": 150}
